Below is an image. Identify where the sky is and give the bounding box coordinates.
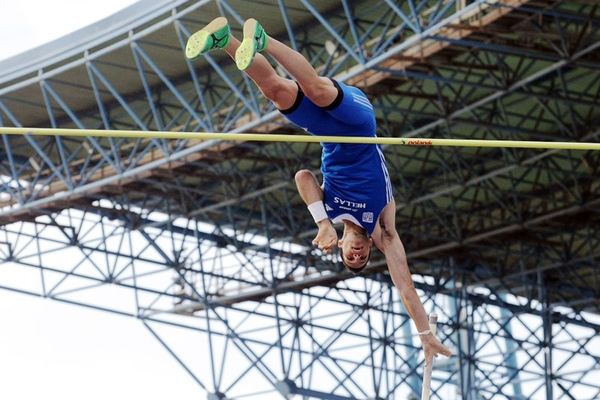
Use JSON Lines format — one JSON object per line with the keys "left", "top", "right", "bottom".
{"left": 0, "top": 2, "right": 202, "bottom": 399}
{"left": 0, "top": 1, "right": 135, "bottom": 62}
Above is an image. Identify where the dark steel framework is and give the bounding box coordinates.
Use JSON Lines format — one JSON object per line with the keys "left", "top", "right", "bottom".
{"left": 0, "top": 0, "right": 599, "bottom": 398}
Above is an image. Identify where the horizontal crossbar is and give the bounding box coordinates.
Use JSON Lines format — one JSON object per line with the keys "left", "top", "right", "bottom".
{"left": 2, "top": 127, "right": 599, "bottom": 150}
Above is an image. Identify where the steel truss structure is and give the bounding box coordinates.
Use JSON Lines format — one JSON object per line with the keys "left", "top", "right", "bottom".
{"left": 0, "top": 0, "right": 599, "bottom": 399}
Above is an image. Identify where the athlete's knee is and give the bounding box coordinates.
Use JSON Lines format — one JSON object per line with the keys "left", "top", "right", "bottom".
{"left": 302, "top": 77, "right": 337, "bottom": 107}
{"left": 260, "top": 78, "right": 296, "bottom": 106}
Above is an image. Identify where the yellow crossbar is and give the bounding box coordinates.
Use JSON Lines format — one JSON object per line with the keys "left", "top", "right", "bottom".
{"left": 2, "top": 127, "right": 599, "bottom": 150}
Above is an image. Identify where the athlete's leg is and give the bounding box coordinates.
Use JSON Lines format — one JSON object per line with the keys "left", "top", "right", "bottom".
{"left": 236, "top": 19, "right": 337, "bottom": 107}
{"left": 266, "top": 38, "right": 337, "bottom": 107}
{"left": 186, "top": 18, "right": 341, "bottom": 135}
{"left": 224, "top": 36, "right": 297, "bottom": 110}
{"left": 185, "top": 17, "right": 297, "bottom": 110}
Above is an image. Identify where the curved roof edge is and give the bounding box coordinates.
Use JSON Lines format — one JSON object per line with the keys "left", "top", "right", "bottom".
{"left": 0, "top": 0, "right": 188, "bottom": 85}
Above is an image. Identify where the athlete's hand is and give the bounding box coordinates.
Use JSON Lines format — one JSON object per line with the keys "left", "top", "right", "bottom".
{"left": 421, "top": 333, "right": 452, "bottom": 365}
{"left": 312, "top": 221, "right": 337, "bottom": 254}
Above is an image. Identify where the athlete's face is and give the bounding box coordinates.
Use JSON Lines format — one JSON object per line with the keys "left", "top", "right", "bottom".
{"left": 338, "top": 231, "right": 372, "bottom": 271}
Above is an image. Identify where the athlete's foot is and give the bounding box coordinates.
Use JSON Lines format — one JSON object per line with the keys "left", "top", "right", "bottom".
{"left": 185, "top": 16, "right": 230, "bottom": 60}
{"left": 235, "top": 18, "right": 268, "bottom": 71}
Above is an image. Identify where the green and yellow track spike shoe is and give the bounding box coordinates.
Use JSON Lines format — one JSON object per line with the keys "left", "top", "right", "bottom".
{"left": 235, "top": 18, "right": 268, "bottom": 71}
{"left": 185, "top": 17, "right": 230, "bottom": 60}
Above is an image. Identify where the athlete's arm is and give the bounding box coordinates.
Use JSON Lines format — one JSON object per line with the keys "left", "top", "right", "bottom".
{"left": 294, "top": 170, "right": 337, "bottom": 253}
{"left": 372, "top": 200, "right": 452, "bottom": 362}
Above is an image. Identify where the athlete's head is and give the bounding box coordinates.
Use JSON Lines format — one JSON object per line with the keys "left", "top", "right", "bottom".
{"left": 338, "top": 222, "right": 373, "bottom": 274}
